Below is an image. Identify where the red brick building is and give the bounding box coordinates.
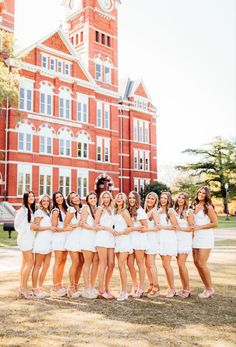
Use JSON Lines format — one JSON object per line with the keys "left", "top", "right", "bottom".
{"left": 0, "top": 0, "right": 157, "bottom": 208}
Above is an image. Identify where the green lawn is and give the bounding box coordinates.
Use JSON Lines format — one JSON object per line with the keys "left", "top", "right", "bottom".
{"left": 217, "top": 216, "right": 236, "bottom": 229}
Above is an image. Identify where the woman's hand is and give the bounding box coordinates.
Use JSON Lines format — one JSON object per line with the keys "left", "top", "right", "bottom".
{"left": 50, "top": 226, "right": 57, "bottom": 232}
{"left": 64, "top": 225, "right": 73, "bottom": 232}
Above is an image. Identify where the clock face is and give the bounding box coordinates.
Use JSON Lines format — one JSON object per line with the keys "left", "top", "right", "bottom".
{"left": 68, "top": 0, "right": 81, "bottom": 11}
{"left": 98, "top": 0, "right": 114, "bottom": 12}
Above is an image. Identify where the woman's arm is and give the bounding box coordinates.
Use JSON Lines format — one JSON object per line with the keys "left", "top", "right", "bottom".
{"left": 51, "top": 210, "right": 72, "bottom": 232}
{"left": 168, "top": 210, "right": 178, "bottom": 230}
{"left": 32, "top": 216, "right": 57, "bottom": 232}
{"left": 145, "top": 210, "right": 161, "bottom": 232}
{"left": 64, "top": 210, "right": 77, "bottom": 228}
{"left": 80, "top": 206, "right": 102, "bottom": 231}
{"left": 194, "top": 205, "right": 218, "bottom": 230}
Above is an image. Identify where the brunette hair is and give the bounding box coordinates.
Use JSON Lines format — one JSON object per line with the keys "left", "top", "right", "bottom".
{"left": 67, "top": 191, "right": 82, "bottom": 218}
{"left": 127, "top": 191, "right": 140, "bottom": 221}
{"left": 193, "top": 186, "right": 215, "bottom": 214}
{"left": 52, "top": 191, "right": 68, "bottom": 222}
{"left": 86, "top": 192, "right": 97, "bottom": 219}
{"left": 38, "top": 194, "right": 52, "bottom": 216}
{"left": 23, "top": 191, "right": 36, "bottom": 223}
{"left": 174, "top": 192, "right": 189, "bottom": 219}
{"left": 114, "top": 192, "right": 128, "bottom": 215}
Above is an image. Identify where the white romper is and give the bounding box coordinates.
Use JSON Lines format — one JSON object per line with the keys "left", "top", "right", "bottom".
{"left": 14, "top": 207, "right": 35, "bottom": 252}
{"left": 114, "top": 212, "right": 133, "bottom": 254}
{"left": 145, "top": 217, "right": 160, "bottom": 255}
{"left": 32, "top": 209, "right": 53, "bottom": 254}
{"left": 130, "top": 208, "right": 148, "bottom": 251}
{"left": 65, "top": 207, "right": 82, "bottom": 252}
{"left": 95, "top": 209, "right": 115, "bottom": 248}
{"left": 79, "top": 206, "right": 97, "bottom": 252}
{"left": 159, "top": 210, "right": 177, "bottom": 256}
{"left": 192, "top": 210, "right": 214, "bottom": 249}
{"left": 176, "top": 211, "right": 193, "bottom": 254}
{"left": 51, "top": 208, "right": 69, "bottom": 251}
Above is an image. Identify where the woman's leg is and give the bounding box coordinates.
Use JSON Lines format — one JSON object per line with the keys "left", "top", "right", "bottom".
{"left": 177, "top": 253, "right": 190, "bottom": 290}
{"left": 145, "top": 254, "right": 153, "bottom": 291}
{"left": 161, "top": 255, "right": 174, "bottom": 290}
{"left": 91, "top": 252, "right": 99, "bottom": 289}
{"left": 147, "top": 254, "right": 159, "bottom": 288}
{"left": 82, "top": 251, "right": 94, "bottom": 289}
{"left": 20, "top": 256, "right": 27, "bottom": 288}
{"left": 21, "top": 251, "right": 34, "bottom": 289}
{"left": 32, "top": 254, "right": 45, "bottom": 289}
{"left": 127, "top": 253, "right": 137, "bottom": 293}
{"left": 118, "top": 252, "right": 129, "bottom": 293}
{"left": 134, "top": 250, "right": 145, "bottom": 290}
{"left": 38, "top": 253, "right": 51, "bottom": 288}
{"left": 53, "top": 251, "right": 65, "bottom": 289}
{"left": 68, "top": 251, "right": 80, "bottom": 290}
{"left": 75, "top": 252, "right": 84, "bottom": 290}
{"left": 105, "top": 248, "right": 115, "bottom": 293}
{"left": 97, "top": 247, "right": 108, "bottom": 293}
{"left": 193, "top": 249, "right": 212, "bottom": 289}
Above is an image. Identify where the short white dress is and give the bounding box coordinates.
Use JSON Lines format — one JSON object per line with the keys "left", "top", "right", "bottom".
{"left": 159, "top": 210, "right": 177, "bottom": 256}
{"left": 176, "top": 212, "right": 192, "bottom": 254}
{"left": 114, "top": 212, "right": 133, "bottom": 254}
{"left": 51, "top": 208, "right": 69, "bottom": 251}
{"left": 95, "top": 209, "right": 115, "bottom": 248}
{"left": 14, "top": 207, "right": 35, "bottom": 252}
{"left": 192, "top": 210, "right": 214, "bottom": 249}
{"left": 79, "top": 206, "right": 97, "bottom": 252}
{"left": 32, "top": 209, "right": 53, "bottom": 254}
{"left": 130, "top": 208, "right": 148, "bottom": 251}
{"left": 145, "top": 218, "right": 160, "bottom": 255}
{"left": 65, "top": 207, "right": 82, "bottom": 252}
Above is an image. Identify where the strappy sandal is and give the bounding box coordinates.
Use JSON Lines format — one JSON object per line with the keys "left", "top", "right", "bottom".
{"left": 147, "top": 286, "right": 161, "bottom": 298}
{"left": 132, "top": 288, "right": 144, "bottom": 298}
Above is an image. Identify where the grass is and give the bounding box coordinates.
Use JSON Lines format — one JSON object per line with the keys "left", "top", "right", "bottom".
{"left": 217, "top": 216, "right": 236, "bottom": 229}
{"left": 0, "top": 241, "right": 235, "bottom": 346}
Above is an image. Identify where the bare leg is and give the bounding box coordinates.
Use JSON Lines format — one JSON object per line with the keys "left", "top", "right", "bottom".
{"left": 97, "top": 247, "right": 108, "bottom": 293}
{"left": 32, "top": 254, "right": 46, "bottom": 288}
{"left": 161, "top": 255, "right": 174, "bottom": 290}
{"left": 193, "top": 248, "right": 212, "bottom": 289}
{"left": 127, "top": 253, "right": 137, "bottom": 293}
{"left": 147, "top": 254, "right": 159, "bottom": 287}
{"left": 91, "top": 252, "right": 99, "bottom": 289}
{"left": 20, "top": 256, "right": 27, "bottom": 288}
{"left": 21, "top": 251, "right": 34, "bottom": 289}
{"left": 134, "top": 250, "right": 145, "bottom": 290}
{"left": 82, "top": 251, "right": 94, "bottom": 289}
{"left": 105, "top": 248, "right": 115, "bottom": 293}
{"left": 68, "top": 251, "right": 80, "bottom": 290}
{"left": 145, "top": 254, "right": 153, "bottom": 289}
{"left": 38, "top": 253, "right": 51, "bottom": 288}
{"left": 118, "top": 252, "right": 129, "bottom": 293}
{"left": 177, "top": 253, "right": 190, "bottom": 290}
{"left": 53, "top": 251, "right": 66, "bottom": 289}
{"left": 75, "top": 253, "right": 84, "bottom": 290}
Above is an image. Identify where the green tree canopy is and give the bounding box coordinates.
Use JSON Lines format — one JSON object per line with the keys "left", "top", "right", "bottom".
{"left": 176, "top": 137, "right": 236, "bottom": 212}
{"left": 141, "top": 181, "right": 171, "bottom": 205}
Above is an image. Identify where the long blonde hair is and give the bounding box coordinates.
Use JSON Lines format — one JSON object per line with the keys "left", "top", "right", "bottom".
{"left": 114, "top": 192, "right": 128, "bottom": 215}
{"left": 144, "top": 192, "right": 159, "bottom": 213}
{"left": 38, "top": 194, "right": 51, "bottom": 216}
{"left": 99, "top": 190, "right": 113, "bottom": 215}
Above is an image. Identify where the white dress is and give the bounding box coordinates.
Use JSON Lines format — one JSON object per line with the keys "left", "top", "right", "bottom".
{"left": 114, "top": 213, "right": 133, "bottom": 254}
{"left": 14, "top": 207, "right": 35, "bottom": 252}
{"left": 32, "top": 209, "right": 53, "bottom": 254}
{"left": 130, "top": 208, "right": 148, "bottom": 251}
{"left": 65, "top": 207, "right": 82, "bottom": 252}
{"left": 95, "top": 209, "right": 115, "bottom": 248}
{"left": 79, "top": 206, "right": 97, "bottom": 252}
{"left": 159, "top": 210, "right": 177, "bottom": 256}
{"left": 176, "top": 212, "right": 192, "bottom": 254}
{"left": 51, "top": 208, "right": 69, "bottom": 251}
{"left": 192, "top": 210, "right": 214, "bottom": 249}
{"left": 145, "top": 218, "right": 160, "bottom": 255}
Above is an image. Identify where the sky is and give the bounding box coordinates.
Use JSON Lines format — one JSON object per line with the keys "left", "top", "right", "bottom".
{"left": 14, "top": 0, "right": 236, "bottom": 183}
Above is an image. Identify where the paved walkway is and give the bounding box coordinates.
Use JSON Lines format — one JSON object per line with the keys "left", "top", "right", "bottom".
{"left": 0, "top": 228, "right": 235, "bottom": 272}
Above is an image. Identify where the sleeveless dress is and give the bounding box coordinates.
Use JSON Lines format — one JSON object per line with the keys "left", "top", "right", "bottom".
{"left": 175, "top": 211, "right": 192, "bottom": 254}
{"left": 145, "top": 217, "right": 160, "bottom": 255}
{"left": 95, "top": 209, "right": 115, "bottom": 248}
{"left": 51, "top": 208, "right": 69, "bottom": 251}
{"left": 114, "top": 213, "right": 133, "bottom": 254}
{"left": 130, "top": 208, "right": 148, "bottom": 250}
{"left": 192, "top": 210, "right": 214, "bottom": 249}
{"left": 79, "top": 206, "right": 97, "bottom": 252}
{"left": 32, "top": 209, "right": 53, "bottom": 254}
{"left": 159, "top": 210, "right": 177, "bottom": 256}
{"left": 65, "top": 207, "right": 82, "bottom": 252}
{"left": 14, "top": 207, "right": 35, "bottom": 251}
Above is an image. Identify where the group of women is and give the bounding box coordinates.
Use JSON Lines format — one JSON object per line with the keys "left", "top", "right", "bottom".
{"left": 14, "top": 186, "right": 218, "bottom": 302}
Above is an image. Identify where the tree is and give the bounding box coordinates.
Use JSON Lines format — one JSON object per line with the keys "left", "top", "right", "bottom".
{"left": 141, "top": 181, "right": 171, "bottom": 205}
{"left": 176, "top": 137, "right": 236, "bottom": 213}
{"left": 0, "top": 30, "right": 19, "bottom": 105}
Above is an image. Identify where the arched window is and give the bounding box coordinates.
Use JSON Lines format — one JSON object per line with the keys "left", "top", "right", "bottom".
{"left": 17, "top": 122, "right": 34, "bottom": 152}
{"left": 76, "top": 132, "right": 90, "bottom": 160}
{"left": 38, "top": 125, "right": 54, "bottom": 155}
{"left": 40, "top": 82, "right": 53, "bottom": 116}
{"left": 58, "top": 128, "right": 73, "bottom": 157}
{"left": 59, "top": 88, "right": 71, "bottom": 120}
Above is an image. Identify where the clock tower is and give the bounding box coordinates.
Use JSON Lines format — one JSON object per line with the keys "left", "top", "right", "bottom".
{"left": 64, "top": 0, "right": 120, "bottom": 92}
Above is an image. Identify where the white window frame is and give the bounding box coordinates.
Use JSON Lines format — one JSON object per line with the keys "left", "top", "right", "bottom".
{"left": 59, "top": 168, "right": 71, "bottom": 197}
{"left": 77, "top": 93, "right": 88, "bottom": 123}
{"left": 50, "top": 57, "right": 56, "bottom": 72}
{"left": 104, "top": 63, "right": 111, "bottom": 84}
{"left": 77, "top": 170, "right": 88, "bottom": 199}
{"left": 104, "top": 103, "right": 110, "bottom": 129}
{"left": 133, "top": 118, "right": 138, "bottom": 142}
{"left": 17, "top": 164, "right": 32, "bottom": 197}
{"left": 39, "top": 167, "right": 52, "bottom": 196}
{"left": 97, "top": 101, "right": 102, "bottom": 128}
{"left": 18, "top": 124, "right": 33, "bottom": 153}
{"left": 40, "top": 84, "right": 53, "bottom": 116}
{"left": 96, "top": 136, "right": 103, "bottom": 162}
{"left": 19, "top": 79, "right": 34, "bottom": 112}
{"left": 134, "top": 149, "right": 138, "bottom": 170}
{"left": 95, "top": 62, "right": 102, "bottom": 81}
{"left": 104, "top": 138, "right": 110, "bottom": 162}
{"left": 41, "top": 54, "right": 48, "bottom": 69}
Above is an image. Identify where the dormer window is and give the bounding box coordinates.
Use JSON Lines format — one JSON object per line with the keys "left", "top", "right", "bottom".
{"left": 134, "top": 97, "right": 148, "bottom": 111}
{"left": 41, "top": 54, "right": 71, "bottom": 76}
{"left": 42, "top": 55, "right": 48, "bottom": 69}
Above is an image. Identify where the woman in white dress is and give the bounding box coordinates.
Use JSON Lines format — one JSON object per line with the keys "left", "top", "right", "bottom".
{"left": 192, "top": 186, "right": 218, "bottom": 299}
{"left": 158, "top": 192, "right": 178, "bottom": 298}
{"left": 64, "top": 192, "right": 84, "bottom": 298}
{"left": 51, "top": 191, "right": 73, "bottom": 297}
{"left": 14, "top": 191, "right": 36, "bottom": 298}
{"left": 127, "top": 191, "right": 148, "bottom": 298}
{"left": 95, "top": 191, "right": 116, "bottom": 300}
{"left": 144, "top": 192, "right": 161, "bottom": 298}
{"left": 114, "top": 193, "right": 134, "bottom": 301}
{"left": 32, "top": 194, "right": 56, "bottom": 298}
{"left": 174, "top": 192, "right": 194, "bottom": 299}
{"left": 79, "top": 192, "right": 102, "bottom": 299}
